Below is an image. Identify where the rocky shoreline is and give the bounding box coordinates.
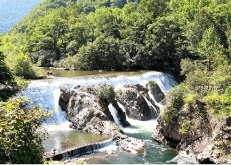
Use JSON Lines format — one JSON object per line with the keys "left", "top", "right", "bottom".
{"left": 152, "top": 100, "right": 231, "bottom": 164}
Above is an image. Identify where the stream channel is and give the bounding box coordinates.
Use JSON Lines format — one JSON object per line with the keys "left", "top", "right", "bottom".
{"left": 18, "top": 69, "right": 180, "bottom": 164}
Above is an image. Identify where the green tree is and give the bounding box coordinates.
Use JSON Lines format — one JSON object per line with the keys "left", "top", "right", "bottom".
{"left": 13, "top": 54, "right": 36, "bottom": 79}
{"left": 145, "top": 14, "right": 190, "bottom": 73}
{"left": 0, "top": 48, "right": 15, "bottom": 86}
{"left": 198, "top": 26, "right": 225, "bottom": 71}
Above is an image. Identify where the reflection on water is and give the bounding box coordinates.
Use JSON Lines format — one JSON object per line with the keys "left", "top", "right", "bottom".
{"left": 43, "top": 130, "right": 110, "bottom": 153}
{"left": 42, "top": 68, "right": 146, "bottom": 78}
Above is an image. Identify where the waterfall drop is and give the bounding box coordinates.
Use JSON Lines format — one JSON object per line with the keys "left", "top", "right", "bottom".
{"left": 18, "top": 71, "right": 178, "bottom": 163}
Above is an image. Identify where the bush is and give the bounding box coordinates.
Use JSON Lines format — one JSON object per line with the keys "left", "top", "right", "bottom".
{"left": 0, "top": 50, "right": 15, "bottom": 86}
{"left": 0, "top": 49, "right": 30, "bottom": 101}
{"left": 161, "top": 83, "right": 188, "bottom": 124}
{"left": 0, "top": 98, "right": 54, "bottom": 164}
{"left": 97, "top": 85, "right": 116, "bottom": 102}
{"left": 204, "top": 83, "right": 231, "bottom": 120}
{"left": 13, "top": 54, "right": 36, "bottom": 79}
{"left": 148, "top": 80, "right": 158, "bottom": 88}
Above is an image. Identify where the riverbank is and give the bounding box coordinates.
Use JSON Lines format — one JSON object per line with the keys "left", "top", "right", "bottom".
{"left": 152, "top": 83, "right": 231, "bottom": 163}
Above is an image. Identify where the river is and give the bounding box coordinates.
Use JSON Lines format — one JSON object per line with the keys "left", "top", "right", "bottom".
{"left": 18, "top": 70, "right": 180, "bottom": 164}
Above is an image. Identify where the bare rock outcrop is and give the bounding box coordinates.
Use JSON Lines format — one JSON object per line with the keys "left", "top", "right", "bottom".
{"left": 146, "top": 80, "right": 165, "bottom": 104}
{"left": 116, "top": 83, "right": 159, "bottom": 121}
{"left": 58, "top": 83, "right": 145, "bottom": 153}
{"left": 152, "top": 100, "right": 231, "bottom": 164}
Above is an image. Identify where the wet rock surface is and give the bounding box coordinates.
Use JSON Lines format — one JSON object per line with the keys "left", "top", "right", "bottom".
{"left": 152, "top": 100, "right": 231, "bottom": 164}
{"left": 116, "top": 83, "right": 160, "bottom": 121}
{"left": 59, "top": 83, "right": 146, "bottom": 154}
{"left": 146, "top": 80, "right": 165, "bottom": 104}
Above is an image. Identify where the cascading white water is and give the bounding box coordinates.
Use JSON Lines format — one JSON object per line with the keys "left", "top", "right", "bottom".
{"left": 19, "top": 71, "right": 176, "bottom": 131}
{"left": 108, "top": 104, "right": 120, "bottom": 126}
{"left": 18, "top": 71, "right": 178, "bottom": 163}
{"left": 117, "top": 102, "right": 158, "bottom": 133}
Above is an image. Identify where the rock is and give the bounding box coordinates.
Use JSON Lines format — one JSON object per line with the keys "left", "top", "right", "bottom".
{"left": 152, "top": 129, "right": 166, "bottom": 144}
{"left": 116, "top": 83, "right": 159, "bottom": 121}
{"left": 152, "top": 99, "right": 231, "bottom": 163}
{"left": 146, "top": 80, "right": 165, "bottom": 103}
{"left": 58, "top": 83, "right": 146, "bottom": 153}
{"left": 225, "top": 115, "right": 231, "bottom": 126}
{"left": 115, "top": 135, "right": 146, "bottom": 154}
{"left": 46, "top": 71, "right": 53, "bottom": 75}
{"left": 166, "top": 151, "right": 197, "bottom": 164}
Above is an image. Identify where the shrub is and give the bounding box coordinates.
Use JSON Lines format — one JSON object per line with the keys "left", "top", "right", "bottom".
{"left": 161, "top": 83, "right": 188, "bottom": 124}
{"left": 148, "top": 80, "right": 158, "bottom": 88}
{"left": 97, "top": 85, "right": 116, "bottom": 102}
{"left": 0, "top": 98, "right": 54, "bottom": 164}
{"left": 179, "top": 118, "right": 192, "bottom": 135}
{"left": 13, "top": 53, "right": 36, "bottom": 79}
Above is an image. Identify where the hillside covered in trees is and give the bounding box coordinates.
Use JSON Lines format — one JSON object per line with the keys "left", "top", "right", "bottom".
{"left": 1, "top": 0, "right": 229, "bottom": 76}
{"left": 0, "top": 0, "right": 231, "bottom": 163}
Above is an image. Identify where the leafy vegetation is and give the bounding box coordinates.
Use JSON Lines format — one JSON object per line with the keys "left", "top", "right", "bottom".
{"left": 148, "top": 80, "right": 158, "bottom": 88}
{"left": 0, "top": 0, "right": 231, "bottom": 161}
{"left": 97, "top": 85, "right": 116, "bottom": 102}
{"left": 1, "top": 0, "right": 230, "bottom": 77}
{"left": 0, "top": 98, "right": 54, "bottom": 164}
{"left": 0, "top": 45, "right": 30, "bottom": 101}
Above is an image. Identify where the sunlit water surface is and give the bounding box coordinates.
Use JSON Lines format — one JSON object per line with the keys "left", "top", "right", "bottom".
{"left": 18, "top": 70, "right": 180, "bottom": 163}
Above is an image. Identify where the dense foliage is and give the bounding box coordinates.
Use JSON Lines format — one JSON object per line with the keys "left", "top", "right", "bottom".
{"left": 0, "top": 45, "right": 29, "bottom": 101}
{"left": 161, "top": 54, "right": 231, "bottom": 133}
{"left": 1, "top": 0, "right": 230, "bottom": 76}
{"left": 0, "top": 98, "right": 54, "bottom": 164}
{"left": 0, "top": 0, "right": 231, "bottom": 162}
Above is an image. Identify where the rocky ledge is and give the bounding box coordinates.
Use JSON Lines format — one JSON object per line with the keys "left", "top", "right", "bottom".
{"left": 116, "top": 82, "right": 162, "bottom": 121}
{"left": 58, "top": 83, "right": 162, "bottom": 154}
{"left": 152, "top": 100, "right": 231, "bottom": 164}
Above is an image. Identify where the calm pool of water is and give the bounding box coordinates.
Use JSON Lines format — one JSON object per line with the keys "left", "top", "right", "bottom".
{"left": 43, "top": 130, "right": 111, "bottom": 153}
{"left": 41, "top": 68, "right": 147, "bottom": 78}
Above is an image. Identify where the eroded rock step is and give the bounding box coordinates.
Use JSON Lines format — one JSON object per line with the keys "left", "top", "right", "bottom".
{"left": 44, "top": 137, "right": 115, "bottom": 161}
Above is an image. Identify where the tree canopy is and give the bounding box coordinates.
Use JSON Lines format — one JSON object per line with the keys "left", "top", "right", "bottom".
{"left": 1, "top": 0, "right": 230, "bottom": 76}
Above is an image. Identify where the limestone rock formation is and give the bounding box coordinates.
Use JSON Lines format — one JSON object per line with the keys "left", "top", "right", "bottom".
{"left": 59, "top": 84, "right": 128, "bottom": 134}
{"left": 146, "top": 80, "right": 165, "bottom": 104}
{"left": 116, "top": 83, "right": 159, "bottom": 121}
{"left": 152, "top": 100, "right": 231, "bottom": 164}
{"left": 59, "top": 83, "right": 146, "bottom": 153}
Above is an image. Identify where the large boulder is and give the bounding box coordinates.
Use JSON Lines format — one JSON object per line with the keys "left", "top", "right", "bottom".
{"left": 146, "top": 80, "right": 165, "bottom": 104}
{"left": 59, "top": 83, "right": 129, "bottom": 134}
{"left": 116, "top": 83, "right": 159, "bottom": 121}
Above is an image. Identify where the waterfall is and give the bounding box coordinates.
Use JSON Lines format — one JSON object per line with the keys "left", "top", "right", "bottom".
{"left": 19, "top": 71, "right": 176, "bottom": 130}
{"left": 108, "top": 104, "right": 120, "bottom": 126}
{"left": 142, "top": 95, "right": 158, "bottom": 118}
{"left": 148, "top": 90, "right": 164, "bottom": 110}
{"left": 117, "top": 102, "right": 158, "bottom": 132}
{"left": 18, "top": 71, "right": 178, "bottom": 162}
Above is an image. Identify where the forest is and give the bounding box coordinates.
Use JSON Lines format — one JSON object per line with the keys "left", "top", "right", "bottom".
{"left": 1, "top": 0, "right": 229, "bottom": 76}
{"left": 0, "top": 0, "right": 231, "bottom": 163}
